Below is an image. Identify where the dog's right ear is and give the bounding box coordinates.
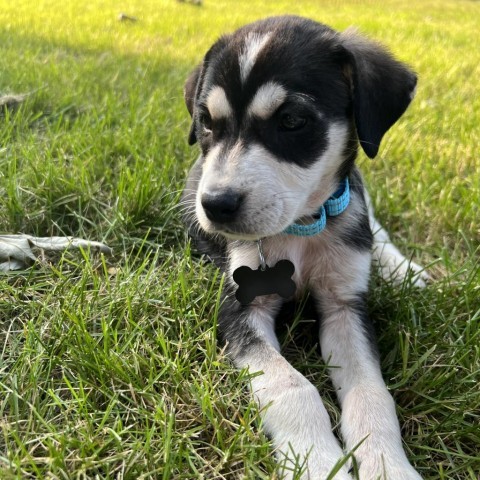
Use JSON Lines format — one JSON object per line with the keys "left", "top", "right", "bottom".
{"left": 184, "top": 64, "right": 202, "bottom": 145}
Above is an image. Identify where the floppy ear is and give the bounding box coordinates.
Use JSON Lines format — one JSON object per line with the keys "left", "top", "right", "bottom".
{"left": 184, "top": 64, "right": 202, "bottom": 145}
{"left": 341, "top": 29, "right": 417, "bottom": 159}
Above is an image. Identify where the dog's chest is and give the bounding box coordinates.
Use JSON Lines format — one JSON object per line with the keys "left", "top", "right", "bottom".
{"left": 228, "top": 233, "right": 340, "bottom": 295}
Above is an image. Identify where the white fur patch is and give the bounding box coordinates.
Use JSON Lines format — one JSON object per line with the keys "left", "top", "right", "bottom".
{"left": 239, "top": 32, "right": 272, "bottom": 84}
{"left": 200, "top": 143, "right": 223, "bottom": 176}
{"left": 302, "top": 124, "right": 350, "bottom": 213}
{"left": 196, "top": 141, "right": 245, "bottom": 231}
{"left": 206, "top": 86, "right": 232, "bottom": 120}
{"left": 247, "top": 82, "right": 287, "bottom": 119}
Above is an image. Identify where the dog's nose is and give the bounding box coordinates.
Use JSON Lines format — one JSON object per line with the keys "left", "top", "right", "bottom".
{"left": 201, "top": 189, "right": 243, "bottom": 223}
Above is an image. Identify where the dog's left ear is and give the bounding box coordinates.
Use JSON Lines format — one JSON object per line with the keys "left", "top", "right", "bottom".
{"left": 340, "top": 29, "right": 417, "bottom": 159}
{"left": 184, "top": 64, "right": 202, "bottom": 145}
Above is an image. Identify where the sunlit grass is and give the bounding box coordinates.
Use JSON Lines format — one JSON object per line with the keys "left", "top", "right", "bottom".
{"left": 1, "top": 0, "right": 479, "bottom": 478}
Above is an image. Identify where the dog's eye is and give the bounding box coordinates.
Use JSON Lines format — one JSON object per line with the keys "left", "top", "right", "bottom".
{"left": 279, "top": 113, "right": 307, "bottom": 132}
{"left": 199, "top": 111, "right": 212, "bottom": 132}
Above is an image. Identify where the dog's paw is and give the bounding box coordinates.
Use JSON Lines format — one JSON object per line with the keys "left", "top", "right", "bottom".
{"left": 374, "top": 242, "right": 430, "bottom": 288}
{"left": 277, "top": 448, "right": 353, "bottom": 480}
{"left": 279, "top": 465, "right": 352, "bottom": 480}
{"left": 388, "top": 258, "right": 430, "bottom": 288}
{"left": 357, "top": 457, "right": 422, "bottom": 480}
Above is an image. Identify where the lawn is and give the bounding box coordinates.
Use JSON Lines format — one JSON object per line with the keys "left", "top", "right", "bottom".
{"left": 0, "top": 0, "right": 479, "bottom": 479}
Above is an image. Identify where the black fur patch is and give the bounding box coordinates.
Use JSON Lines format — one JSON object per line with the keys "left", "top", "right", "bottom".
{"left": 335, "top": 168, "right": 374, "bottom": 252}
{"left": 339, "top": 213, "right": 373, "bottom": 252}
{"left": 217, "top": 284, "right": 263, "bottom": 356}
{"left": 346, "top": 293, "right": 379, "bottom": 359}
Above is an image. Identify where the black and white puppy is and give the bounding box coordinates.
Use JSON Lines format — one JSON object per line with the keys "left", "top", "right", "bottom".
{"left": 182, "top": 16, "right": 425, "bottom": 480}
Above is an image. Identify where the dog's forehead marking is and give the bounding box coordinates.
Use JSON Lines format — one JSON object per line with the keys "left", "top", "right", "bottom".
{"left": 206, "top": 86, "right": 233, "bottom": 120}
{"left": 239, "top": 31, "right": 272, "bottom": 84}
{"left": 248, "top": 82, "right": 287, "bottom": 119}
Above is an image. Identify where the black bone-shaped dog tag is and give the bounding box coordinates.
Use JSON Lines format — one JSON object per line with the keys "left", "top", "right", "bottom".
{"left": 233, "top": 259, "right": 296, "bottom": 305}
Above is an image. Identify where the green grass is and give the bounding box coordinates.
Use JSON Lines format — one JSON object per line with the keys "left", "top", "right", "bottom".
{"left": 0, "top": 0, "right": 479, "bottom": 478}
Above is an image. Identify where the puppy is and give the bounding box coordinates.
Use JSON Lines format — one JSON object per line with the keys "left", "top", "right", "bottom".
{"left": 181, "top": 16, "right": 424, "bottom": 479}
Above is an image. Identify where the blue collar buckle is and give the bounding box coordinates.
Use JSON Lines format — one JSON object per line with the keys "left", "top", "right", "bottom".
{"left": 283, "top": 178, "right": 350, "bottom": 237}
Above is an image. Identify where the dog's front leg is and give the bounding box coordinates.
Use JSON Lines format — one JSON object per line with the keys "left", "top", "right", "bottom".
{"left": 316, "top": 288, "right": 422, "bottom": 480}
{"left": 219, "top": 294, "right": 351, "bottom": 480}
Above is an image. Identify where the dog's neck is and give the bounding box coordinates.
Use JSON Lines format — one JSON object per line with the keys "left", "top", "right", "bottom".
{"left": 283, "top": 177, "right": 350, "bottom": 237}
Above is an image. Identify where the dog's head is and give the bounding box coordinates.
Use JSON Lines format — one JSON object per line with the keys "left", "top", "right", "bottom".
{"left": 184, "top": 16, "right": 416, "bottom": 240}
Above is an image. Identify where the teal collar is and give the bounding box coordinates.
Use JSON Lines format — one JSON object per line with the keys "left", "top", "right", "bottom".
{"left": 283, "top": 178, "right": 350, "bottom": 237}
